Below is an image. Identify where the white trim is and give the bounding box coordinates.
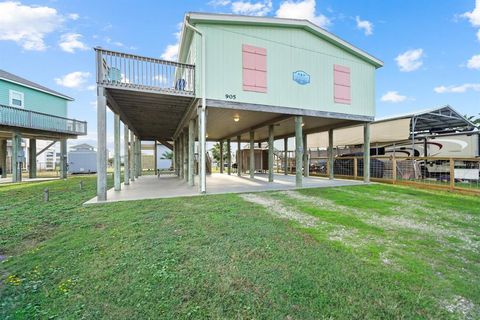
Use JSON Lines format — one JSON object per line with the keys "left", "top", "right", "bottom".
{"left": 9, "top": 89, "right": 24, "bottom": 108}
{"left": 186, "top": 12, "right": 383, "bottom": 68}
{"left": 0, "top": 77, "right": 74, "bottom": 101}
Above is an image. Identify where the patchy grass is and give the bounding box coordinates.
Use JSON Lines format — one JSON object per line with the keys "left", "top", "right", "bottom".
{"left": 1, "top": 177, "right": 479, "bottom": 319}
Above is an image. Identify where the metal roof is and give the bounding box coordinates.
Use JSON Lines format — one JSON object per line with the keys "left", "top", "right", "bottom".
{"left": 0, "top": 69, "right": 74, "bottom": 101}
{"left": 375, "top": 105, "right": 477, "bottom": 133}
{"left": 184, "top": 12, "right": 384, "bottom": 68}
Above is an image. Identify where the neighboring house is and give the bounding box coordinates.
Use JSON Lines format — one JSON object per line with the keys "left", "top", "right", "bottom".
{"left": 94, "top": 12, "right": 383, "bottom": 200}
{"left": 0, "top": 69, "right": 87, "bottom": 182}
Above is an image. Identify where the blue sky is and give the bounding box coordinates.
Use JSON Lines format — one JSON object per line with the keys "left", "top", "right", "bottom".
{"left": 0, "top": 0, "right": 479, "bottom": 147}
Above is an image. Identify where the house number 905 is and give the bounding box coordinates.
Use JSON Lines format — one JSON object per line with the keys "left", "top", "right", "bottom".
{"left": 225, "top": 94, "right": 236, "bottom": 100}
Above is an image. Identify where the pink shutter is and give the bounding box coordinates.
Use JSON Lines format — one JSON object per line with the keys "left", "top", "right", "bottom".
{"left": 334, "top": 65, "right": 351, "bottom": 104}
{"left": 242, "top": 44, "right": 267, "bottom": 93}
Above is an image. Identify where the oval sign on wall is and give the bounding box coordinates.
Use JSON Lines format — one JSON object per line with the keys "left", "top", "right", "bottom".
{"left": 292, "top": 70, "right": 310, "bottom": 85}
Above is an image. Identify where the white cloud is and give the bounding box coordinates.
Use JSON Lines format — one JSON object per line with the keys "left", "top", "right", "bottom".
{"left": 434, "top": 83, "right": 480, "bottom": 93}
{"left": 0, "top": 1, "right": 64, "bottom": 51}
{"left": 467, "top": 54, "right": 480, "bottom": 70}
{"left": 68, "top": 13, "right": 79, "bottom": 20}
{"left": 477, "top": 29, "right": 480, "bottom": 41}
{"left": 395, "top": 49, "right": 424, "bottom": 72}
{"left": 461, "top": 0, "right": 480, "bottom": 27}
{"left": 59, "top": 33, "right": 88, "bottom": 53}
{"left": 355, "top": 16, "right": 373, "bottom": 36}
{"left": 208, "top": 0, "right": 231, "bottom": 6}
{"left": 380, "top": 91, "right": 407, "bottom": 103}
{"left": 54, "top": 71, "right": 90, "bottom": 89}
{"left": 231, "top": 0, "right": 272, "bottom": 16}
{"left": 276, "top": 0, "right": 331, "bottom": 29}
{"left": 161, "top": 23, "right": 183, "bottom": 61}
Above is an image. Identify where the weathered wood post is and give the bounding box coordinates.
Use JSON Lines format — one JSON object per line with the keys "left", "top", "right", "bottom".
{"left": 227, "top": 139, "right": 232, "bottom": 175}
{"left": 188, "top": 119, "right": 195, "bottom": 186}
{"left": 237, "top": 136, "right": 242, "bottom": 176}
{"left": 268, "top": 125, "right": 274, "bottom": 182}
{"left": 295, "top": 116, "right": 303, "bottom": 187}
{"left": 28, "top": 138, "right": 37, "bottom": 179}
{"left": 283, "top": 138, "right": 288, "bottom": 175}
{"left": 392, "top": 156, "right": 397, "bottom": 184}
{"left": 44, "top": 188, "right": 49, "bottom": 202}
{"left": 124, "top": 124, "right": 130, "bottom": 185}
{"left": 449, "top": 158, "right": 455, "bottom": 191}
{"left": 113, "top": 113, "right": 121, "bottom": 191}
{"left": 79, "top": 180, "right": 84, "bottom": 190}
{"left": 249, "top": 131, "right": 255, "bottom": 179}
{"left": 328, "top": 129, "right": 334, "bottom": 180}
{"left": 219, "top": 140, "right": 224, "bottom": 174}
{"left": 363, "top": 123, "right": 371, "bottom": 183}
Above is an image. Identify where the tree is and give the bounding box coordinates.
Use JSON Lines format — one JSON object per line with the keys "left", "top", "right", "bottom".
{"left": 161, "top": 151, "right": 173, "bottom": 159}
{"left": 464, "top": 114, "right": 480, "bottom": 128}
{"left": 211, "top": 142, "right": 228, "bottom": 163}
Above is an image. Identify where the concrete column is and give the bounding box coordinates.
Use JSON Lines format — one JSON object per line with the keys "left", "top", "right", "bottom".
{"left": 227, "top": 139, "right": 231, "bottom": 175}
{"left": 28, "top": 138, "right": 37, "bottom": 178}
{"left": 183, "top": 131, "right": 188, "bottom": 182}
{"left": 97, "top": 86, "right": 107, "bottom": 201}
{"left": 137, "top": 139, "right": 142, "bottom": 177}
{"left": 328, "top": 129, "right": 334, "bottom": 180}
{"left": 124, "top": 124, "right": 130, "bottom": 185}
{"left": 303, "top": 134, "right": 309, "bottom": 178}
{"left": 249, "top": 131, "right": 255, "bottom": 178}
{"left": 295, "top": 116, "right": 303, "bottom": 187}
{"left": 0, "top": 139, "right": 6, "bottom": 178}
{"left": 284, "top": 138, "right": 288, "bottom": 175}
{"left": 11, "top": 132, "right": 22, "bottom": 183}
{"left": 154, "top": 141, "right": 158, "bottom": 173}
{"left": 188, "top": 119, "right": 195, "bottom": 186}
{"left": 268, "top": 125, "right": 274, "bottom": 182}
{"left": 198, "top": 107, "right": 207, "bottom": 193}
{"left": 219, "top": 140, "right": 224, "bottom": 174}
{"left": 237, "top": 136, "right": 241, "bottom": 176}
{"left": 113, "top": 113, "right": 121, "bottom": 191}
{"left": 60, "top": 139, "right": 67, "bottom": 179}
{"left": 363, "top": 123, "right": 371, "bottom": 183}
{"left": 130, "top": 131, "right": 135, "bottom": 182}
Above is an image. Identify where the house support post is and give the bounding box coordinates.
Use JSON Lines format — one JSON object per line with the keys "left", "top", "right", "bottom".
{"left": 113, "top": 113, "right": 121, "bottom": 191}
{"left": 295, "top": 116, "right": 303, "bottom": 187}
{"left": 28, "top": 138, "right": 37, "bottom": 178}
{"left": 227, "top": 139, "right": 231, "bottom": 175}
{"left": 60, "top": 139, "right": 67, "bottom": 179}
{"left": 96, "top": 86, "right": 107, "bottom": 200}
{"left": 363, "top": 123, "right": 371, "bottom": 183}
{"left": 303, "top": 134, "right": 309, "bottom": 178}
{"left": 237, "top": 136, "right": 241, "bottom": 176}
{"left": 183, "top": 131, "right": 188, "bottom": 182}
{"left": 198, "top": 107, "right": 207, "bottom": 193}
{"left": 124, "top": 124, "right": 130, "bottom": 185}
{"left": 328, "top": 129, "right": 334, "bottom": 180}
{"left": 219, "top": 140, "right": 224, "bottom": 173}
{"left": 268, "top": 125, "right": 274, "bottom": 182}
{"left": 11, "top": 132, "right": 22, "bottom": 183}
{"left": 173, "top": 139, "right": 177, "bottom": 175}
{"left": 188, "top": 119, "right": 195, "bottom": 186}
{"left": 0, "top": 139, "right": 6, "bottom": 178}
{"left": 249, "top": 131, "right": 255, "bottom": 178}
{"left": 284, "top": 138, "right": 288, "bottom": 175}
{"left": 154, "top": 141, "right": 158, "bottom": 173}
{"left": 137, "top": 139, "right": 142, "bottom": 177}
{"left": 130, "top": 131, "right": 135, "bottom": 182}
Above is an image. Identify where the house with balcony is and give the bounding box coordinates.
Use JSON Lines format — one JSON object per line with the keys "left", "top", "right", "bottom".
{"left": 92, "top": 12, "right": 383, "bottom": 202}
{"left": 0, "top": 69, "right": 87, "bottom": 182}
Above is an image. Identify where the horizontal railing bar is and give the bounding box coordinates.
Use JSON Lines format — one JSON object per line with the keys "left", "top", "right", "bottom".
{"left": 94, "top": 47, "right": 195, "bottom": 68}
{"left": 0, "top": 104, "right": 87, "bottom": 124}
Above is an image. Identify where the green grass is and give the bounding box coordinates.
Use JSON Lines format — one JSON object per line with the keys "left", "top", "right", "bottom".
{"left": 1, "top": 177, "right": 479, "bottom": 319}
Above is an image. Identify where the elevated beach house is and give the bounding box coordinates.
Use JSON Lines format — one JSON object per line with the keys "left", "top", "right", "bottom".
{"left": 94, "top": 12, "right": 383, "bottom": 201}
{"left": 0, "top": 70, "right": 87, "bottom": 182}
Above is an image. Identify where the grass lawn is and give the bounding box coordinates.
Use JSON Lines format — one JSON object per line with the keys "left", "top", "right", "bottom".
{"left": 0, "top": 176, "right": 479, "bottom": 319}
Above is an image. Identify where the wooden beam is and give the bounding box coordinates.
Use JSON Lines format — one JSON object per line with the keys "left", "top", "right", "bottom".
{"left": 36, "top": 140, "right": 57, "bottom": 156}
{"left": 219, "top": 115, "right": 291, "bottom": 141}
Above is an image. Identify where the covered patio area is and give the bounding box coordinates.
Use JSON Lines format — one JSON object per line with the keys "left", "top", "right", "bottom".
{"left": 86, "top": 173, "right": 364, "bottom": 204}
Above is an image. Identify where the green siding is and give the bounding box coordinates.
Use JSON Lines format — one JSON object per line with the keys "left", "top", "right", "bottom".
{"left": 186, "top": 23, "right": 376, "bottom": 117}
{"left": 0, "top": 79, "right": 68, "bottom": 117}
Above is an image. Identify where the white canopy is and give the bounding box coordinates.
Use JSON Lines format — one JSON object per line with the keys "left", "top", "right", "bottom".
{"left": 308, "top": 118, "right": 411, "bottom": 148}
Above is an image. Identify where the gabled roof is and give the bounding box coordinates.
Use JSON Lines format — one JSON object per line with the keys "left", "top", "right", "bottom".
{"left": 184, "top": 12, "right": 383, "bottom": 68}
{"left": 0, "top": 69, "right": 74, "bottom": 101}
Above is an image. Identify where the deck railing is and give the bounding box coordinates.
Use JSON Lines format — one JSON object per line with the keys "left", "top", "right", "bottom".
{"left": 0, "top": 104, "right": 87, "bottom": 135}
{"left": 95, "top": 47, "right": 195, "bottom": 96}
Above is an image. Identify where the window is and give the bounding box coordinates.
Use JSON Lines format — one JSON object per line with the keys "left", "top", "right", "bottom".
{"left": 333, "top": 65, "right": 351, "bottom": 104}
{"left": 9, "top": 90, "right": 24, "bottom": 108}
{"left": 242, "top": 44, "right": 267, "bottom": 93}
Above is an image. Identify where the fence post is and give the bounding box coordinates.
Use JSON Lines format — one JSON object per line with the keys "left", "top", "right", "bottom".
{"left": 449, "top": 158, "right": 455, "bottom": 191}
{"left": 44, "top": 188, "right": 49, "bottom": 202}
{"left": 353, "top": 157, "right": 358, "bottom": 179}
{"left": 392, "top": 156, "right": 397, "bottom": 184}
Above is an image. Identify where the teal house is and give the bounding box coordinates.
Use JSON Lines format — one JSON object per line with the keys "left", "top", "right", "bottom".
{"left": 94, "top": 12, "right": 382, "bottom": 201}
{"left": 0, "top": 70, "right": 87, "bottom": 182}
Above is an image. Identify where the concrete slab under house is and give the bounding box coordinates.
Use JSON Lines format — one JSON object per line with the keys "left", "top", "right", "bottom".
{"left": 0, "top": 69, "right": 87, "bottom": 183}
{"left": 91, "top": 12, "right": 383, "bottom": 203}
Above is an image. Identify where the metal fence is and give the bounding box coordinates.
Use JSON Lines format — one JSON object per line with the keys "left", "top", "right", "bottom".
{"left": 0, "top": 104, "right": 87, "bottom": 135}
{"left": 309, "top": 155, "right": 480, "bottom": 195}
{"left": 95, "top": 47, "right": 195, "bottom": 96}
